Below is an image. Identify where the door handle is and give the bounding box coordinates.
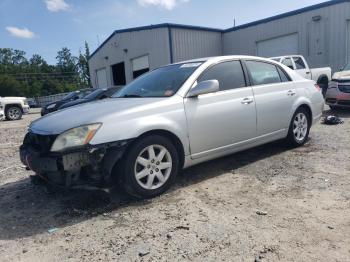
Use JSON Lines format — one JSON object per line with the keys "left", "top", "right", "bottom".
{"left": 287, "top": 90, "right": 296, "bottom": 96}
{"left": 241, "top": 97, "right": 254, "bottom": 104}
{"left": 306, "top": 71, "right": 311, "bottom": 74}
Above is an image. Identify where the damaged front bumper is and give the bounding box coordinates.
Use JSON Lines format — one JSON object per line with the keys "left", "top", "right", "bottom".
{"left": 20, "top": 133, "right": 132, "bottom": 189}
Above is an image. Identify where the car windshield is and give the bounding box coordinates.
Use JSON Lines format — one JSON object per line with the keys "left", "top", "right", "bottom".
{"left": 84, "top": 89, "right": 105, "bottom": 99}
{"left": 113, "top": 62, "right": 202, "bottom": 98}
{"left": 62, "top": 92, "right": 77, "bottom": 100}
{"left": 343, "top": 62, "right": 350, "bottom": 71}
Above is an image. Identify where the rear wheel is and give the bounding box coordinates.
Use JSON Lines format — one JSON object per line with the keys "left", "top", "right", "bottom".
{"left": 287, "top": 107, "right": 310, "bottom": 147}
{"left": 5, "top": 106, "right": 22, "bottom": 120}
{"left": 119, "top": 135, "right": 179, "bottom": 198}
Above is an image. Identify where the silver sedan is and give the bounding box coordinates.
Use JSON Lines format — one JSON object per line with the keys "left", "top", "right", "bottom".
{"left": 20, "top": 56, "right": 324, "bottom": 198}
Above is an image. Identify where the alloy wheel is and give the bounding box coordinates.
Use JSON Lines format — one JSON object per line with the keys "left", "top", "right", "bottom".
{"left": 8, "top": 107, "right": 21, "bottom": 120}
{"left": 134, "top": 144, "right": 172, "bottom": 190}
{"left": 293, "top": 112, "right": 308, "bottom": 142}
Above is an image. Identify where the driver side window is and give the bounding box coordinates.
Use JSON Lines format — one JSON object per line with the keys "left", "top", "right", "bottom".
{"left": 197, "top": 61, "right": 246, "bottom": 91}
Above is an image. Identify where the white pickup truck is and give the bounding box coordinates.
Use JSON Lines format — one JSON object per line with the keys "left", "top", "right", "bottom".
{"left": 270, "top": 55, "right": 331, "bottom": 96}
{"left": 0, "top": 97, "right": 30, "bottom": 121}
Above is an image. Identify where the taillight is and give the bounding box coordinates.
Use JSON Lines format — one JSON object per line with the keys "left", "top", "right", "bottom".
{"left": 314, "top": 84, "right": 321, "bottom": 91}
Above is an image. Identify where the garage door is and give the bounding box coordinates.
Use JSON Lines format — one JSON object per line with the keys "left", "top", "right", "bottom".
{"left": 347, "top": 20, "right": 350, "bottom": 63}
{"left": 132, "top": 55, "right": 149, "bottom": 79}
{"left": 96, "top": 68, "right": 107, "bottom": 88}
{"left": 257, "top": 33, "right": 299, "bottom": 57}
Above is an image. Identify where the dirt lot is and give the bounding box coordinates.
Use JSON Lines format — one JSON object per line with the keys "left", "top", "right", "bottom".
{"left": 0, "top": 108, "right": 349, "bottom": 262}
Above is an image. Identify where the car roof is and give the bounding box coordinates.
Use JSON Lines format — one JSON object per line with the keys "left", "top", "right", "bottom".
{"left": 174, "top": 55, "right": 279, "bottom": 65}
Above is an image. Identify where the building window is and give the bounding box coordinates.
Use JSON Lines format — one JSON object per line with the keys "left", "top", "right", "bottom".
{"left": 111, "top": 62, "right": 126, "bottom": 86}
{"left": 132, "top": 55, "right": 150, "bottom": 79}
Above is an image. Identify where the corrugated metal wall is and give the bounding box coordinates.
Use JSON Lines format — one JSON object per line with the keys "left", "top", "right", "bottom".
{"left": 171, "top": 28, "right": 222, "bottom": 62}
{"left": 223, "top": 1, "right": 350, "bottom": 71}
{"left": 89, "top": 28, "right": 171, "bottom": 88}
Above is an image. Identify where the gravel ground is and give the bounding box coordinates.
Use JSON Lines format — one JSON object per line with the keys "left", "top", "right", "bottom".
{"left": 0, "top": 107, "right": 349, "bottom": 262}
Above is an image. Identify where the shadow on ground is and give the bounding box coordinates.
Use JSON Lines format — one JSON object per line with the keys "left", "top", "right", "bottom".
{"left": 0, "top": 140, "right": 293, "bottom": 240}
{"left": 323, "top": 107, "right": 350, "bottom": 118}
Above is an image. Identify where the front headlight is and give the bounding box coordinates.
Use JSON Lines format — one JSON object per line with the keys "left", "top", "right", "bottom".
{"left": 47, "top": 103, "right": 56, "bottom": 109}
{"left": 328, "top": 81, "right": 338, "bottom": 89}
{"left": 51, "top": 123, "right": 102, "bottom": 152}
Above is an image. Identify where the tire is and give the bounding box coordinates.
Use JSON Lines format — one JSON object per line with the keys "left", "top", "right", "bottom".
{"left": 5, "top": 106, "right": 22, "bottom": 121}
{"left": 119, "top": 135, "right": 179, "bottom": 199}
{"left": 287, "top": 107, "right": 310, "bottom": 147}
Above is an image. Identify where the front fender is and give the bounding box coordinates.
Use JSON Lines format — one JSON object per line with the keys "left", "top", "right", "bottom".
{"left": 90, "top": 113, "right": 190, "bottom": 156}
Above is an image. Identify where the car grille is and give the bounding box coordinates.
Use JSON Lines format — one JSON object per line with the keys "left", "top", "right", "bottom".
{"left": 338, "top": 100, "right": 350, "bottom": 106}
{"left": 326, "top": 98, "right": 337, "bottom": 104}
{"left": 23, "top": 132, "right": 57, "bottom": 153}
{"left": 338, "top": 85, "right": 350, "bottom": 93}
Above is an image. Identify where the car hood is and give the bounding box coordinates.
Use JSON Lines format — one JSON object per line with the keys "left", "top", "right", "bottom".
{"left": 30, "top": 97, "right": 169, "bottom": 135}
{"left": 332, "top": 70, "right": 350, "bottom": 81}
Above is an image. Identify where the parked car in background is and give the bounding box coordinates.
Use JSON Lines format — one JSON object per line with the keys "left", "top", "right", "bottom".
{"left": 27, "top": 98, "right": 39, "bottom": 108}
{"left": 20, "top": 56, "right": 324, "bottom": 198}
{"left": 41, "top": 88, "right": 95, "bottom": 116}
{"left": 0, "top": 97, "right": 30, "bottom": 120}
{"left": 0, "top": 109, "right": 4, "bottom": 120}
{"left": 270, "top": 55, "right": 331, "bottom": 96}
{"left": 325, "top": 62, "right": 350, "bottom": 109}
{"left": 58, "top": 87, "right": 120, "bottom": 110}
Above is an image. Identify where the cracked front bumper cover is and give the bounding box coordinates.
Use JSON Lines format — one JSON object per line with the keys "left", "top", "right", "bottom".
{"left": 20, "top": 138, "right": 132, "bottom": 188}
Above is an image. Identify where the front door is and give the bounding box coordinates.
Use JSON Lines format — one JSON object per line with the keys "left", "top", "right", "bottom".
{"left": 184, "top": 60, "right": 257, "bottom": 159}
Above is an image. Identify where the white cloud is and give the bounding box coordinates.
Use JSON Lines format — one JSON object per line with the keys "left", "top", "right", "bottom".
{"left": 44, "top": 0, "right": 70, "bottom": 12}
{"left": 6, "top": 26, "right": 35, "bottom": 39}
{"left": 137, "top": 0, "right": 189, "bottom": 10}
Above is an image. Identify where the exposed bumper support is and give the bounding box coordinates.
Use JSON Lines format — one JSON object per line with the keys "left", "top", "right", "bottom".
{"left": 20, "top": 140, "right": 132, "bottom": 188}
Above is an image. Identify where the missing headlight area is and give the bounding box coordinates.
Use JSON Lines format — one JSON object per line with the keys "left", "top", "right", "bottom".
{"left": 20, "top": 133, "right": 132, "bottom": 189}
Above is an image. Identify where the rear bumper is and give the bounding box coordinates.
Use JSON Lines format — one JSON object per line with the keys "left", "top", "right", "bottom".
{"left": 23, "top": 105, "right": 30, "bottom": 114}
{"left": 0, "top": 110, "right": 4, "bottom": 120}
{"left": 20, "top": 140, "right": 131, "bottom": 188}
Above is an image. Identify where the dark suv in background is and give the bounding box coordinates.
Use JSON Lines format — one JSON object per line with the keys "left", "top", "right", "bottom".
{"left": 58, "top": 87, "right": 119, "bottom": 110}
{"left": 41, "top": 88, "right": 95, "bottom": 116}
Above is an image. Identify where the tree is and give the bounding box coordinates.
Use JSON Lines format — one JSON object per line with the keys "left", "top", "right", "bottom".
{"left": 0, "top": 43, "right": 91, "bottom": 97}
{"left": 77, "top": 41, "right": 91, "bottom": 86}
{"left": 56, "top": 47, "right": 77, "bottom": 73}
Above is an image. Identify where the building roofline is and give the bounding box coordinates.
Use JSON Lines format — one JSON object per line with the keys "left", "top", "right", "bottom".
{"left": 89, "top": 23, "right": 223, "bottom": 59}
{"left": 89, "top": 0, "right": 350, "bottom": 59}
{"left": 225, "top": 0, "right": 350, "bottom": 32}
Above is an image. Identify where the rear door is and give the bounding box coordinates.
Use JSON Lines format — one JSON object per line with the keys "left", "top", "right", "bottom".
{"left": 244, "top": 60, "right": 297, "bottom": 136}
{"left": 184, "top": 60, "right": 257, "bottom": 158}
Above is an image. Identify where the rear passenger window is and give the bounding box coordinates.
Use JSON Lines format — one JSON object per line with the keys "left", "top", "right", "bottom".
{"left": 197, "top": 61, "right": 246, "bottom": 91}
{"left": 277, "top": 67, "right": 291, "bottom": 82}
{"left": 245, "top": 61, "right": 281, "bottom": 85}
{"left": 293, "top": 57, "right": 306, "bottom": 69}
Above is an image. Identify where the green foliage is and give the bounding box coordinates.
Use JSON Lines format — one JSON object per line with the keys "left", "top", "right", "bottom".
{"left": 0, "top": 44, "right": 92, "bottom": 98}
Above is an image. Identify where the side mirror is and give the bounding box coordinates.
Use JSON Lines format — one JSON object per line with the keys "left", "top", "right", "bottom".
{"left": 187, "top": 80, "right": 219, "bottom": 98}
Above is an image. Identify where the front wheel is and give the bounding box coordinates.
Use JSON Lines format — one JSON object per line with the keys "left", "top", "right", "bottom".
{"left": 119, "top": 135, "right": 179, "bottom": 198}
{"left": 287, "top": 107, "right": 310, "bottom": 147}
{"left": 5, "top": 106, "right": 22, "bottom": 121}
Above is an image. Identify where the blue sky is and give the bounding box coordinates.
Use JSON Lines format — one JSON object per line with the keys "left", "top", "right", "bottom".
{"left": 0, "top": 0, "right": 327, "bottom": 64}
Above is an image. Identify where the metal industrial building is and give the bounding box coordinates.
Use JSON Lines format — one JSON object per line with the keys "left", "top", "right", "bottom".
{"left": 89, "top": 0, "right": 350, "bottom": 88}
